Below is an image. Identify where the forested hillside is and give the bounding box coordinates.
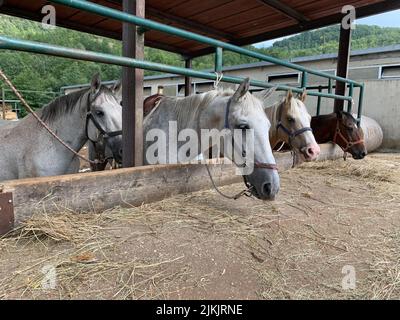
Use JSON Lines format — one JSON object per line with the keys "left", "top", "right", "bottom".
{"left": 0, "top": 13, "right": 399, "bottom": 109}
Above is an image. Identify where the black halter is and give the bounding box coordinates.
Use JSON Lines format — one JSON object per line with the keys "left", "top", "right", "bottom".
{"left": 226, "top": 97, "right": 278, "bottom": 195}
{"left": 85, "top": 91, "right": 122, "bottom": 144}
{"left": 276, "top": 101, "right": 312, "bottom": 144}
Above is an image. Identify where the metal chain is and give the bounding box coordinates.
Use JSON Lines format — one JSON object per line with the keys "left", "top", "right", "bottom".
{"left": 0, "top": 69, "right": 97, "bottom": 165}
{"left": 204, "top": 162, "right": 254, "bottom": 200}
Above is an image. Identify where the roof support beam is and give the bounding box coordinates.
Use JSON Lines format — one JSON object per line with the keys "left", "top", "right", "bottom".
{"left": 184, "top": 58, "right": 192, "bottom": 96}
{"left": 334, "top": 25, "right": 352, "bottom": 112}
{"left": 257, "top": 0, "right": 309, "bottom": 23}
{"left": 122, "top": 0, "right": 145, "bottom": 168}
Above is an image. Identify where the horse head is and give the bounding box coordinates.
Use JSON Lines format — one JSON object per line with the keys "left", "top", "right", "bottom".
{"left": 334, "top": 111, "right": 366, "bottom": 159}
{"left": 86, "top": 73, "right": 123, "bottom": 164}
{"left": 224, "top": 78, "right": 280, "bottom": 200}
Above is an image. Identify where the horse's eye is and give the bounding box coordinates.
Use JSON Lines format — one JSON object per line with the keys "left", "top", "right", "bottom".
{"left": 287, "top": 117, "right": 295, "bottom": 123}
{"left": 95, "top": 110, "right": 105, "bottom": 117}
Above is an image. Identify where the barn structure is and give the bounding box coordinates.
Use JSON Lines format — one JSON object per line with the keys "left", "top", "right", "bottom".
{"left": 0, "top": 0, "right": 398, "bottom": 234}
{"left": 1, "top": 0, "right": 399, "bottom": 167}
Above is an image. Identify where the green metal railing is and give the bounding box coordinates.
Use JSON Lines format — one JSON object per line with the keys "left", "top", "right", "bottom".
{"left": 0, "top": 0, "right": 365, "bottom": 121}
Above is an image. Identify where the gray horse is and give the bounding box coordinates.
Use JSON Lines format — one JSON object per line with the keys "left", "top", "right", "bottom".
{"left": 144, "top": 78, "right": 280, "bottom": 200}
{"left": 0, "top": 74, "right": 122, "bottom": 181}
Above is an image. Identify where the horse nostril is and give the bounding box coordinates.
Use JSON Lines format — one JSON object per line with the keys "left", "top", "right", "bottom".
{"left": 361, "top": 151, "right": 366, "bottom": 157}
{"left": 262, "top": 182, "right": 272, "bottom": 196}
{"left": 119, "top": 148, "right": 123, "bottom": 157}
{"left": 307, "top": 148, "right": 315, "bottom": 156}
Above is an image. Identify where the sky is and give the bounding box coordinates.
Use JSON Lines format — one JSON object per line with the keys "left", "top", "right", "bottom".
{"left": 254, "top": 9, "right": 400, "bottom": 48}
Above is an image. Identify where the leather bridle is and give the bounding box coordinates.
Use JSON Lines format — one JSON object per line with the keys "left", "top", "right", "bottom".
{"left": 275, "top": 101, "right": 313, "bottom": 167}
{"left": 224, "top": 97, "right": 278, "bottom": 171}
{"left": 276, "top": 101, "right": 313, "bottom": 146}
{"left": 205, "top": 97, "right": 278, "bottom": 200}
{"left": 85, "top": 92, "right": 122, "bottom": 164}
{"left": 333, "top": 119, "right": 364, "bottom": 153}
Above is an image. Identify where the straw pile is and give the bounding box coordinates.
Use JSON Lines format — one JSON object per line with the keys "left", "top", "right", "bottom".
{"left": 0, "top": 152, "right": 399, "bottom": 299}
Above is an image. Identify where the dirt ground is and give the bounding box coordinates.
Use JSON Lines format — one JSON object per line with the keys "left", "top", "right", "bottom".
{"left": 0, "top": 152, "right": 399, "bottom": 300}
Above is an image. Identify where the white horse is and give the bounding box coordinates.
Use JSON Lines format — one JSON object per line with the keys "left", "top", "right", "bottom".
{"left": 144, "top": 78, "right": 280, "bottom": 200}
{"left": 0, "top": 74, "right": 122, "bottom": 181}
{"left": 256, "top": 89, "right": 320, "bottom": 162}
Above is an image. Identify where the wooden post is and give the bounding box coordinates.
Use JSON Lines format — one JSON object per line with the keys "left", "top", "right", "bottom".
{"left": 122, "top": 0, "right": 145, "bottom": 167}
{"left": 334, "top": 26, "right": 352, "bottom": 112}
{"left": 184, "top": 58, "right": 192, "bottom": 96}
{"left": 1, "top": 87, "right": 5, "bottom": 120}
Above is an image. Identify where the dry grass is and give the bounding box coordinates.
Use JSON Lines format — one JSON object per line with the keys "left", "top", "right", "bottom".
{"left": 0, "top": 152, "right": 399, "bottom": 299}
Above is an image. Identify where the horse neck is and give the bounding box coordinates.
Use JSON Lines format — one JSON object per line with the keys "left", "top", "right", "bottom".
{"left": 311, "top": 113, "right": 337, "bottom": 143}
{"left": 43, "top": 92, "right": 89, "bottom": 153}
{"left": 264, "top": 101, "right": 283, "bottom": 146}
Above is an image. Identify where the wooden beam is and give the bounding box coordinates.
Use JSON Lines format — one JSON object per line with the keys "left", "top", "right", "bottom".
{"left": 334, "top": 26, "right": 352, "bottom": 112}
{"left": 2, "top": 144, "right": 356, "bottom": 230}
{"left": 103, "top": 0, "right": 235, "bottom": 40}
{"left": 257, "top": 0, "right": 309, "bottom": 23}
{"left": 1, "top": 88, "right": 5, "bottom": 120}
{"left": 122, "top": 0, "right": 144, "bottom": 167}
{"left": 184, "top": 58, "right": 192, "bottom": 96}
{"left": 1, "top": 0, "right": 400, "bottom": 59}
{"left": 146, "top": 6, "right": 235, "bottom": 41}
{"left": 188, "top": 0, "right": 400, "bottom": 58}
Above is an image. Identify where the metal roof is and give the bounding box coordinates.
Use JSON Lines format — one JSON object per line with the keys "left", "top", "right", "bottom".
{"left": 1, "top": 0, "right": 400, "bottom": 58}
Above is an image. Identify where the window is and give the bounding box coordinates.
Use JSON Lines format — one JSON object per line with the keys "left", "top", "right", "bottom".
{"left": 307, "top": 70, "right": 336, "bottom": 84}
{"left": 348, "top": 67, "right": 380, "bottom": 80}
{"left": 380, "top": 65, "right": 400, "bottom": 79}
{"left": 163, "top": 85, "right": 177, "bottom": 96}
{"left": 194, "top": 81, "right": 214, "bottom": 94}
{"left": 267, "top": 73, "right": 300, "bottom": 85}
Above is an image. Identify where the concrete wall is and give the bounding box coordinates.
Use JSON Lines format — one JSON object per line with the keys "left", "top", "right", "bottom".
{"left": 303, "top": 80, "right": 399, "bottom": 149}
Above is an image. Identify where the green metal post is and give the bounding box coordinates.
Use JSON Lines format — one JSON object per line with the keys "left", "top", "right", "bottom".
{"left": 215, "top": 47, "right": 223, "bottom": 73}
{"left": 49, "top": 0, "right": 362, "bottom": 88}
{"left": 0, "top": 36, "right": 353, "bottom": 102}
{"left": 347, "top": 83, "right": 354, "bottom": 113}
{"left": 328, "top": 79, "right": 332, "bottom": 94}
{"left": 301, "top": 71, "right": 307, "bottom": 89}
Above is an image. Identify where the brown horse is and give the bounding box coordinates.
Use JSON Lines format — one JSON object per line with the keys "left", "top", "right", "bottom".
{"left": 311, "top": 111, "right": 366, "bottom": 159}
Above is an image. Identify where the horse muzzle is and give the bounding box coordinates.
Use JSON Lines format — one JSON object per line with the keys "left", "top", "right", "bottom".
{"left": 300, "top": 143, "right": 320, "bottom": 161}
{"left": 247, "top": 167, "right": 280, "bottom": 201}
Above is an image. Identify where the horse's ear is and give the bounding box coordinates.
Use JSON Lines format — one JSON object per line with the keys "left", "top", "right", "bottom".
{"left": 91, "top": 73, "right": 102, "bottom": 95}
{"left": 285, "top": 90, "right": 293, "bottom": 103}
{"left": 259, "top": 86, "right": 277, "bottom": 100}
{"left": 232, "top": 77, "right": 250, "bottom": 102}
{"left": 111, "top": 79, "right": 122, "bottom": 94}
{"left": 298, "top": 90, "right": 307, "bottom": 102}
